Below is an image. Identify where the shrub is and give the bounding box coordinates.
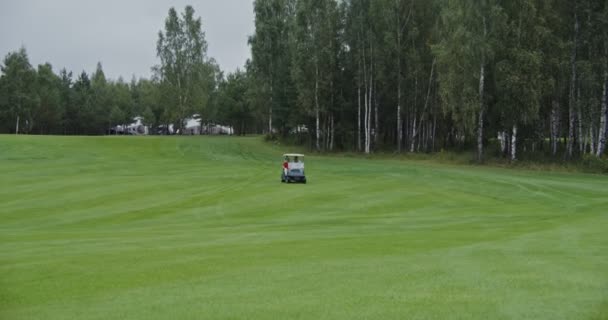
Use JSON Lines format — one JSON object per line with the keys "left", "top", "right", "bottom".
{"left": 580, "top": 155, "right": 608, "bottom": 174}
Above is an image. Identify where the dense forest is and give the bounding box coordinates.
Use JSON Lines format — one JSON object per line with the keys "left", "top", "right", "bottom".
{"left": 1, "top": 0, "right": 607, "bottom": 162}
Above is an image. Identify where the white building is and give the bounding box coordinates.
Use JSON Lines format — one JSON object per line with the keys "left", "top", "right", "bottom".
{"left": 111, "top": 117, "right": 149, "bottom": 135}
{"left": 182, "top": 115, "right": 234, "bottom": 135}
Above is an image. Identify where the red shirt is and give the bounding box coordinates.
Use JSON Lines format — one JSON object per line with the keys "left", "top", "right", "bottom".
{"left": 283, "top": 161, "right": 289, "bottom": 169}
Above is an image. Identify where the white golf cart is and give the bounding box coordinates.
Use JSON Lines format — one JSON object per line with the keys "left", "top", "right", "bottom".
{"left": 281, "top": 153, "right": 307, "bottom": 184}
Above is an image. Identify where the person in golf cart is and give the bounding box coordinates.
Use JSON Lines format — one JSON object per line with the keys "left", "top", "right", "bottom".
{"left": 281, "top": 153, "right": 307, "bottom": 184}
{"left": 283, "top": 156, "right": 290, "bottom": 176}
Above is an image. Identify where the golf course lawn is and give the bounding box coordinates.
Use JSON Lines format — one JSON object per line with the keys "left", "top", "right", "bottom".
{"left": 1, "top": 135, "right": 607, "bottom": 320}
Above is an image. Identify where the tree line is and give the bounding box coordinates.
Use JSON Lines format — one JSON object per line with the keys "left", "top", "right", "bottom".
{"left": 0, "top": 6, "right": 232, "bottom": 136}
{"left": 248, "top": 0, "right": 608, "bottom": 160}
{"left": 1, "top": 1, "right": 607, "bottom": 161}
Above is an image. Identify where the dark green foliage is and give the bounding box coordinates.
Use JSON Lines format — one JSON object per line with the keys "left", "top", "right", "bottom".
{"left": 0, "top": 48, "right": 38, "bottom": 134}
{"left": 216, "top": 70, "right": 255, "bottom": 135}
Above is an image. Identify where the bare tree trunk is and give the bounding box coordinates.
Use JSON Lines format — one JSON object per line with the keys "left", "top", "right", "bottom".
{"left": 567, "top": 9, "right": 579, "bottom": 159}
{"left": 330, "top": 114, "right": 335, "bottom": 151}
{"left": 597, "top": 72, "right": 607, "bottom": 156}
{"left": 409, "top": 75, "right": 418, "bottom": 153}
{"left": 362, "top": 39, "right": 369, "bottom": 154}
{"left": 397, "top": 100, "right": 402, "bottom": 152}
{"left": 397, "top": 29, "right": 402, "bottom": 153}
{"left": 511, "top": 125, "right": 518, "bottom": 161}
{"left": 477, "top": 17, "right": 487, "bottom": 163}
{"left": 551, "top": 100, "right": 560, "bottom": 156}
{"left": 363, "top": 69, "right": 368, "bottom": 154}
{"left": 411, "top": 59, "right": 435, "bottom": 154}
{"left": 420, "top": 123, "right": 425, "bottom": 152}
{"left": 577, "top": 85, "right": 584, "bottom": 154}
{"left": 323, "top": 116, "right": 327, "bottom": 150}
{"left": 365, "top": 41, "right": 373, "bottom": 154}
{"left": 417, "top": 122, "right": 422, "bottom": 152}
{"left": 374, "top": 92, "right": 379, "bottom": 147}
{"left": 364, "top": 92, "right": 369, "bottom": 154}
{"left": 431, "top": 115, "right": 437, "bottom": 152}
{"left": 327, "top": 117, "right": 330, "bottom": 150}
{"left": 499, "top": 131, "right": 506, "bottom": 155}
{"left": 15, "top": 115, "right": 20, "bottom": 135}
{"left": 424, "top": 122, "right": 430, "bottom": 152}
{"left": 425, "top": 121, "right": 431, "bottom": 152}
{"left": 358, "top": 85, "right": 362, "bottom": 151}
{"left": 589, "top": 126, "right": 596, "bottom": 155}
{"left": 315, "top": 64, "right": 320, "bottom": 151}
{"left": 268, "top": 92, "right": 273, "bottom": 134}
{"left": 477, "top": 108, "right": 484, "bottom": 162}
{"left": 366, "top": 71, "right": 373, "bottom": 154}
{"left": 410, "top": 114, "right": 417, "bottom": 152}
{"left": 364, "top": 70, "right": 369, "bottom": 154}
{"left": 404, "top": 108, "right": 409, "bottom": 149}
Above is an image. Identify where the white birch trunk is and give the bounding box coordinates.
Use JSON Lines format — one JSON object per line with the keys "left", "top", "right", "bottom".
{"left": 397, "top": 103, "right": 402, "bottom": 153}
{"left": 551, "top": 100, "right": 560, "bottom": 156}
{"left": 15, "top": 115, "right": 20, "bottom": 135}
{"left": 364, "top": 81, "right": 369, "bottom": 154}
{"left": 404, "top": 111, "right": 409, "bottom": 149}
{"left": 396, "top": 2, "right": 403, "bottom": 153}
{"left": 269, "top": 84, "right": 273, "bottom": 134}
{"left": 477, "top": 17, "right": 487, "bottom": 163}
{"left": 413, "top": 59, "right": 436, "bottom": 153}
{"left": 431, "top": 116, "right": 437, "bottom": 152}
{"left": 577, "top": 86, "right": 584, "bottom": 154}
{"left": 330, "top": 114, "right": 335, "bottom": 151}
{"left": 477, "top": 108, "right": 484, "bottom": 162}
{"left": 410, "top": 114, "right": 417, "bottom": 153}
{"left": 365, "top": 45, "right": 373, "bottom": 154}
{"left": 499, "top": 131, "right": 506, "bottom": 155}
{"left": 589, "top": 126, "right": 596, "bottom": 155}
{"left": 426, "top": 121, "right": 431, "bottom": 152}
{"left": 268, "top": 107, "right": 273, "bottom": 134}
{"left": 366, "top": 78, "right": 372, "bottom": 154}
{"left": 358, "top": 86, "right": 362, "bottom": 151}
{"left": 597, "top": 72, "right": 607, "bottom": 157}
{"left": 374, "top": 94, "right": 379, "bottom": 146}
{"left": 511, "top": 125, "right": 518, "bottom": 161}
{"left": 362, "top": 39, "right": 370, "bottom": 154}
{"left": 315, "top": 65, "right": 320, "bottom": 151}
{"left": 567, "top": 10, "right": 579, "bottom": 158}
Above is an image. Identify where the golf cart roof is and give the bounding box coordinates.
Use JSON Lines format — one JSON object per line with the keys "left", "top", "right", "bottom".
{"left": 283, "top": 153, "right": 305, "bottom": 157}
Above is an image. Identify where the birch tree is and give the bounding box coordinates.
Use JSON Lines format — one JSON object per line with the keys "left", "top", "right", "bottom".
{"left": 566, "top": 2, "right": 580, "bottom": 158}
{"left": 0, "top": 48, "right": 38, "bottom": 134}
{"left": 495, "top": 0, "right": 542, "bottom": 161}
{"left": 595, "top": 1, "right": 608, "bottom": 156}
{"left": 434, "top": 0, "right": 501, "bottom": 162}
{"left": 156, "top": 6, "right": 212, "bottom": 133}
{"left": 250, "top": 0, "right": 295, "bottom": 134}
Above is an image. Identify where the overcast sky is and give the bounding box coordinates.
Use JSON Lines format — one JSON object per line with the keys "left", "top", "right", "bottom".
{"left": 0, "top": 0, "right": 254, "bottom": 80}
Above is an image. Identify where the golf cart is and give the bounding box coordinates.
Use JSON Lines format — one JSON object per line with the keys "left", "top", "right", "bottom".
{"left": 281, "top": 153, "right": 307, "bottom": 184}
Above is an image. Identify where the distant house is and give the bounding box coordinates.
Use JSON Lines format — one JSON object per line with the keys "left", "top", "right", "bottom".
{"left": 290, "top": 125, "right": 309, "bottom": 134}
{"left": 182, "top": 115, "right": 234, "bottom": 135}
{"left": 155, "top": 124, "right": 175, "bottom": 135}
{"left": 183, "top": 116, "right": 203, "bottom": 135}
{"left": 110, "top": 117, "right": 149, "bottom": 135}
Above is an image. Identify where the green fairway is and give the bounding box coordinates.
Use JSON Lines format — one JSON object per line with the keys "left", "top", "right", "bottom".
{"left": 1, "top": 135, "right": 607, "bottom": 319}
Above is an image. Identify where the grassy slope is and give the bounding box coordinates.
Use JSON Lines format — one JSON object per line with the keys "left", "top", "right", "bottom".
{"left": 0, "top": 135, "right": 607, "bottom": 320}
